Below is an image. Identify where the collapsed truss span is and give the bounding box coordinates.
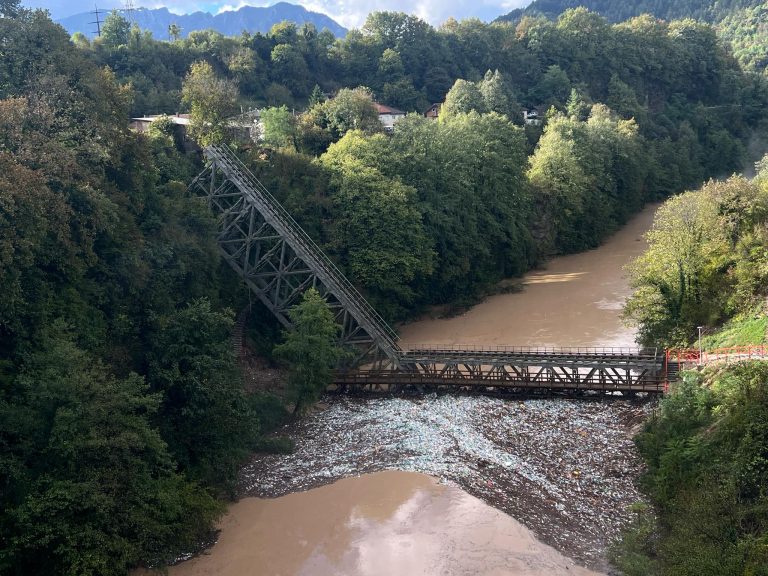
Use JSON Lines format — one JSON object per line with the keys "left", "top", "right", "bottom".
{"left": 190, "top": 145, "right": 666, "bottom": 396}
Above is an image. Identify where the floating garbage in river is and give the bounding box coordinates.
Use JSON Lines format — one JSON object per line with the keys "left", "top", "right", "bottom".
{"left": 240, "top": 394, "right": 656, "bottom": 571}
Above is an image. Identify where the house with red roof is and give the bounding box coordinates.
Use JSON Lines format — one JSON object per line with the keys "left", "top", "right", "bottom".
{"left": 374, "top": 103, "right": 406, "bottom": 132}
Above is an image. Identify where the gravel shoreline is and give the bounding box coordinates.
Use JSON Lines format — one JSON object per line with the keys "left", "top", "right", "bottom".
{"left": 240, "top": 394, "right": 656, "bottom": 572}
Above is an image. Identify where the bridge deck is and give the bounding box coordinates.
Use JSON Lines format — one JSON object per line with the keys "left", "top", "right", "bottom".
{"left": 338, "top": 347, "right": 666, "bottom": 396}
{"left": 400, "top": 346, "right": 660, "bottom": 367}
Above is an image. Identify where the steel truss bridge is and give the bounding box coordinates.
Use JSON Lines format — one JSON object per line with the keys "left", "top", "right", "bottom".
{"left": 190, "top": 145, "right": 667, "bottom": 397}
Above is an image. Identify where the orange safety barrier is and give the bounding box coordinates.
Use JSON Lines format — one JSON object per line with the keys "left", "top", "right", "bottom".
{"left": 665, "top": 345, "right": 768, "bottom": 372}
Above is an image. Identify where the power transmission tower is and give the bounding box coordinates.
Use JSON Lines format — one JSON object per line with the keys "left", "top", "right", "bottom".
{"left": 123, "top": 0, "right": 136, "bottom": 25}
{"left": 90, "top": 5, "right": 103, "bottom": 37}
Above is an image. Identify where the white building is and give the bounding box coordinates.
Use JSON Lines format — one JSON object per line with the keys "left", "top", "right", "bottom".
{"left": 523, "top": 109, "right": 542, "bottom": 126}
{"left": 374, "top": 103, "right": 406, "bottom": 132}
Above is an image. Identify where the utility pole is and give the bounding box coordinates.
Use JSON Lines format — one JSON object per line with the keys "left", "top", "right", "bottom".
{"left": 697, "top": 326, "right": 704, "bottom": 366}
{"left": 90, "top": 5, "right": 102, "bottom": 37}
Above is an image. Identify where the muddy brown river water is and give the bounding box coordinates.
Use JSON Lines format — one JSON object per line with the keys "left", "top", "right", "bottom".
{"left": 157, "top": 205, "right": 658, "bottom": 576}
{"left": 399, "top": 205, "right": 657, "bottom": 348}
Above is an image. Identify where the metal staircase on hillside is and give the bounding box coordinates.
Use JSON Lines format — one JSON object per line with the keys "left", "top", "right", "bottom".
{"left": 189, "top": 144, "right": 401, "bottom": 369}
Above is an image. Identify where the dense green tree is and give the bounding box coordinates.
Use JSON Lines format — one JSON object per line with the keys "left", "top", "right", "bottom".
{"left": 308, "top": 84, "right": 325, "bottom": 107}
{"left": 270, "top": 43, "right": 310, "bottom": 97}
{"left": 273, "top": 288, "right": 342, "bottom": 413}
{"left": 0, "top": 10, "right": 269, "bottom": 574}
{"left": 377, "top": 47, "right": 405, "bottom": 80}
{"left": 566, "top": 87, "right": 590, "bottom": 120}
{"left": 148, "top": 298, "right": 257, "bottom": 491}
{"left": 101, "top": 10, "right": 131, "bottom": 48}
{"left": 615, "top": 363, "right": 768, "bottom": 575}
{"left": 70, "top": 31, "right": 89, "bottom": 49}
{"left": 0, "top": 325, "right": 221, "bottom": 575}
{"left": 625, "top": 174, "right": 768, "bottom": 346}
{"left": 311, "top": 87, "right": 382, "bottom": 142}
{"left": 261, "top": 105, "right": 296, "bottom": 148}
{"left": 0, "top": 0, "right": 21, "bottom": 18}
{"left": 529, "top": 64, "right": 571, "bottom": 109}
{"left": 529, "top": 105, "right": 647, "bottom": 253}
{"left": 442, "top": 78, "right": 486, "bottom": 116}
{"left": 320, "top": 131, "right": 435, "bottom": 311}
{"left": 181, "top": 60, "right": 239, "bottom": 146}
{"left": 479, "top": 69, "right": 515, "bottom": 118}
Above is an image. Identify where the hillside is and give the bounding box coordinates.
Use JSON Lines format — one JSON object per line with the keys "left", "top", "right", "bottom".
{"left": 497, "top": 0, "right": 768, "bottom": 71}
{"left": 497, "top": 0, "right": 760, "bottom": 24}
{"left": 57, "top": 2, "right": 347, "bottom": 40}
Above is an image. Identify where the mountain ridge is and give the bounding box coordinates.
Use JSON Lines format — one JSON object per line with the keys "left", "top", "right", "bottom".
{"left": 495, "top": 0, "right": 763, "bottom": 24}
{"left": 57, "top": 2, "right": 348, "bottom": 40}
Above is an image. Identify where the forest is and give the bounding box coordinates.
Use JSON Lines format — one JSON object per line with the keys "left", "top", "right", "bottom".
{"left": 1, "top": 0, "right": 768, "bottom": 573}
{"left": 497, "top": 0, "right": 768, "bottom": 72}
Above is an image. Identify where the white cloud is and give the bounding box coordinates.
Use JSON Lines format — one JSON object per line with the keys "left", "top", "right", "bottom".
{"left": 291, "top": 0, "right": 530, "bottom": 27}
{"left": 27, "top": 0, "right": 533, "bottom": 26}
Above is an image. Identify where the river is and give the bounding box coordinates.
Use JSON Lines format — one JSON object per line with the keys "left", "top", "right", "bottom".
{"left": 157, "top": 205, "right": 658, "bottom": 576}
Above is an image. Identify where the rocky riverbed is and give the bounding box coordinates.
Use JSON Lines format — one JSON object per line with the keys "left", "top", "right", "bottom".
{"left": 241, "top": 394, "right": 656, "bottom": 571}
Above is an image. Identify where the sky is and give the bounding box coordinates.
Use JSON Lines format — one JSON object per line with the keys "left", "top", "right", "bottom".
{"left": 25, "top": 0, "right": 531, "bottom": 28}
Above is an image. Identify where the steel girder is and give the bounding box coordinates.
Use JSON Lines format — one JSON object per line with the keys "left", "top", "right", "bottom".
{"left": 189, "top": 145, "right": 401, "bottom": 370}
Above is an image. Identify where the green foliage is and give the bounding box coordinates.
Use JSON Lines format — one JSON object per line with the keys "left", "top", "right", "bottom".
{"left": 148, "top": 298, "right": 257, "bottom": 491}
{"left": 181, "top": 60, "right": 239, "bottom": 146}
{"left": 442, "top": 78, "right": 486, "bottom": 116}
{"left": 501, "top": 0, "right": 768, "bottom": 73}
{"left": 0, "top": 324, "right": 222, "bottom": 575}
{"left": 319, "top": 87, "right": 382, "bottom": 139}
{"left": 320, "top": 131, "right": 435, "bottom": 314}
{"left": 0, "top": 0, "right": 21, "bottom": 18}
{"left": 273, "top": 288, "right": 342, "bottom": 414}
{"left": 529, "top": 105, "right": 648, "bottom": 254}
{"left": 701, "top": 316, "right": 768, "bottom": 349}
{"left": 625, "top": 176, "right": 768, "bottom": 347}
{"left": 312, "top": 111, "right": 534, "bottom": 307}
{"left": 100, "top": 10, "right": 130, "bottom": 48}
{"left": 0, "top": 13, "right": 264, "bottom": 572}
{"left": 615, "top": 363, "right": 768, "bottom": 575}
{"left": 261, "top": 105, "right": 296, "bottom": 148}
{"left": 608, "top": 503, "right": 660, "bottom": 576}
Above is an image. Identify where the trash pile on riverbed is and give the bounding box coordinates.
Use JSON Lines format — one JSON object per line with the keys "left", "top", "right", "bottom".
{"left": 240, "top": 395, "right": 656, "bottom": 570}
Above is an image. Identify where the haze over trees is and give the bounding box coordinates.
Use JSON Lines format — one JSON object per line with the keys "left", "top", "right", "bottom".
{"left": 2, "top": 1, "right": 768, "bottom": 574}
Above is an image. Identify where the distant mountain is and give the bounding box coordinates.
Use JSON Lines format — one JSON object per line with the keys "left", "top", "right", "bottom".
{"left": 57, "top": 2, "right": 347, "bottom": 40}
{"left": 495, "top": 0, "right": 762, "bottom": 24}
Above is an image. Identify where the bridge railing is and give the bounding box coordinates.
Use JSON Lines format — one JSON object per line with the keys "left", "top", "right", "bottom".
{"left": 667, "top": 345, "right": 768, "bottom": 367}
{"left": 204, "top": 144, "right": 401, "bottom": 357}
{"left": 334, "top": 370, "right": 666, "bottom": 392}
{"left": 401, "top": 344, "right": 658, "bottom": 357}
